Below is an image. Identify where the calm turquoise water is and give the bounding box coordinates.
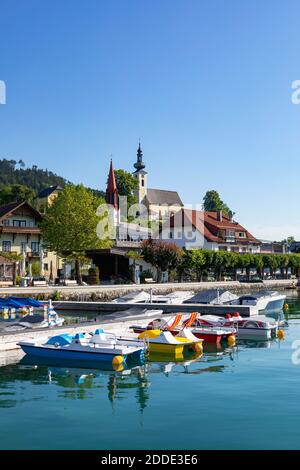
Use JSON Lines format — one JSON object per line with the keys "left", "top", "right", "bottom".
{"left": 1, "top": 292, "right": 300, "bottom": 450}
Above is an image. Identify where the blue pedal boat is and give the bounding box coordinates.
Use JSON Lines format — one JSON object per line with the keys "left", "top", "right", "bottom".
{"left": 18, "top": 329, "right": 146, "bottom": 365}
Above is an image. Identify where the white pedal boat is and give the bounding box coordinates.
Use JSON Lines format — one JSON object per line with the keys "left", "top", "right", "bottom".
{"left": 198, "top": 313, "right": 278, "bottom": 340}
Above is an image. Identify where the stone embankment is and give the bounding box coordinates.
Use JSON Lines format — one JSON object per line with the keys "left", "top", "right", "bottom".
{"left": 0, "top": 279, "right": 296, "bottom": 302}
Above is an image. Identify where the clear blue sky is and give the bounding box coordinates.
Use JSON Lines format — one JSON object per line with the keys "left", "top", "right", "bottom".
{"left": 0, "top": 0, "right": 299, "bottom": 239}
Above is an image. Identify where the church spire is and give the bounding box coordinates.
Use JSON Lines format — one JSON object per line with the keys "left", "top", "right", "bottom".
{"left": 134, "top": 142, "right": 145, "bottom": 171}
{"left": 105, "top": 159, "right": 118, "bottom": 209}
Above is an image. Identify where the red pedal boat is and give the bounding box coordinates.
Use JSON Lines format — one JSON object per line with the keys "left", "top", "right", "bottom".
{"left": 131, "top": 312, "right": 237, "bottom": 345}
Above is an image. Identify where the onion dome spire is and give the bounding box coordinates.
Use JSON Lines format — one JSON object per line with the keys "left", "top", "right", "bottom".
{"left": 134, "top": 142, "right": 145, "bottom": 171}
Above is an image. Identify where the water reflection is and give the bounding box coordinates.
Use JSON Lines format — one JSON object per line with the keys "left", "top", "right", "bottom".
{"left": 0, "top": 344, "right": 239, "bottom": 413}
{"left": 0, "top": 298, "right": 290, "bottom": 414}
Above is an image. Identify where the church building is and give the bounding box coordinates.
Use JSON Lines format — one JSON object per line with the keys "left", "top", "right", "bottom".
{"left": 132, "top": 143, "right": 183, "bottom": 221}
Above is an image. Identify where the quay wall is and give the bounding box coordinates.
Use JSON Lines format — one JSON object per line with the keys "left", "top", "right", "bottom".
{"left": 0, "top": 279, "right": 296, "bottom": 302}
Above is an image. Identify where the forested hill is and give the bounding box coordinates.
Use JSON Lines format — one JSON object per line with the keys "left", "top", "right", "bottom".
{"left": 0, "top": 159, "right": 69, "bottom": 191}
{"left": 0, "top": 159, "right": 105, "bottom": 206}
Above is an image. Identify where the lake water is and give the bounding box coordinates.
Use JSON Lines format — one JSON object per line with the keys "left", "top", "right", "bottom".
{"left": 1, "top": 291, "right": 300, "bottom": 450}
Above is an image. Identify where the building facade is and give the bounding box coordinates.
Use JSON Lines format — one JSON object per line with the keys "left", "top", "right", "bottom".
{"left": 36, "top": 185, "right": 63, "bottom": 214}
{"left": 161, "top": 208, "right": 261, "bottom": 253}
{"left": 0, "top": 201, "right": 62, "bottom": 282}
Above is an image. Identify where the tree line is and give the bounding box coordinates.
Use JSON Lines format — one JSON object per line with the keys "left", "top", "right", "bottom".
{"left": 141, "top": 241, "right": 300, "bottom": 282}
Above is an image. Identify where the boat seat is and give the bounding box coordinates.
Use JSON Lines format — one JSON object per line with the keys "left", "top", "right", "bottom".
{"left": 89, "top": 329, "right": 116, "bottom": 346}
{"left": 71, "top": 333, "right": 88, "bottom": 345}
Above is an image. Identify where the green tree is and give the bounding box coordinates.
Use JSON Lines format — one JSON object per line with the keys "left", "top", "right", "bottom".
{"left": 30, "top": 261, "right": 41, "bottom": 277}
{"left": 141, "top": 239, "right": 183, "bottom": 282}
{"left": 203, "top": 190, "right": 233, "bottom": 217}
{"left": 180, "top": 250, "right": 206, "bottom": 281}
{"left": 253, "top": 254, "right": 264, "bottom": 279}
{"left": 114, "top": 169, "right": 138, "bottom": 210}
{"left": 290, "top": 254, "right": 300, "bottom": 278}
{"left": 0, "top": 184, "right": 36, "bottom": 205}
{"left": 262, "top": 255, "right": 279, "bottom": 279}
{"left": 40, "top": 185, "right": 111, "bottom": 284}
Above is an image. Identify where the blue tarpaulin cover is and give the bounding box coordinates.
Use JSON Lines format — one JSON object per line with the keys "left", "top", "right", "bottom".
{"left": 0, "top": 297, "right": 43, "bottom": 308}
{"left": 9, "top": 297, "right": 43, "bottom": 307}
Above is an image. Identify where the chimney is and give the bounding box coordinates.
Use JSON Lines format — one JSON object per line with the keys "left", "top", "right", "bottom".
{"left": 217, "top": 210, "right": 223, "bottom": 222}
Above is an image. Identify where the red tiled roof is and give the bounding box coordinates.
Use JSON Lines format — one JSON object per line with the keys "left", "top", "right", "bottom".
{"left": 169, "top": 209, "right": 260, "bottom": 245}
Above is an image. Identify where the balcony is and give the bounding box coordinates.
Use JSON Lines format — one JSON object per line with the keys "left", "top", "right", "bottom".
{"left": 225, "top": 236, "right": 236, "bottom": 243}
{"left": 0, "top": 226, "right": 41, "bottom": 235}
{"left": 26, "top": 251, "right": 41, "bottom": 259}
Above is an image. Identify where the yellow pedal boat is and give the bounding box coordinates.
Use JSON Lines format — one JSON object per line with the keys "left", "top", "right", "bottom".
{"left": 138, "top": 328, "right": 203, "bottom": 358}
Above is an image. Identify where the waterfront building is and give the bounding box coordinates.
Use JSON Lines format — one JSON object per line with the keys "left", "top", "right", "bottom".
{"left": 161, "top": 208, "right": 261, "bottom": 253}
{"left": 260, "top": 239, "right": 288, "bottom": 254}
{"left": 0, "top": 201, "right": 62, "bottom": 284}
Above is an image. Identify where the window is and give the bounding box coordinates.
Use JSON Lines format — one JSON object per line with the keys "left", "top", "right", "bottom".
{"left": 31, "top": 242, "right": 40, "bottom": 253}
{"left": 3, "top": 219, "right": 10, "bottom": 226}
{"left": 13, "top": 220, "right": 26, "bottom": 227}
{"left": 2, "top": 241, "right": 11, "bottom": 252}
{"left": 169, "top": 232, "right": 173, "bottom": 239}
{"left": 44, "top": 263, "right": 49, "bottom": 271}
{"left": 238, "top": 232, "right": 246, "bottom": 238}
{"left": 227, "top": 230, "right": 235, "bottom": 237}
{"left": 141, "top": 178, "right": 144, "bottom": 187}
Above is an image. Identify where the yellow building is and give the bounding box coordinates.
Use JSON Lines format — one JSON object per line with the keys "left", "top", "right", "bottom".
{"left": 36, "top": 185, "right": 62, "bottom": 214}
{"left": 0, "top": 201, "right": 62, "bottom": 282}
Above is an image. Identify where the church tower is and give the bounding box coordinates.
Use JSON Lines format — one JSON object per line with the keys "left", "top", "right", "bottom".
{"left": 105, "top": 159, "right": 119, "bottom": 225}
{"left": 132, "top": 142, "right": 148, "bottom": 204}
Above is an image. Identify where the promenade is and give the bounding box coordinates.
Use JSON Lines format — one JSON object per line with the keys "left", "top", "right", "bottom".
{"left": 0, "top": 279, "right": 296, "bottom": 300}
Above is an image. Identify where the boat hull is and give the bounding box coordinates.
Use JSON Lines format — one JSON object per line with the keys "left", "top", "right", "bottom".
{"left": 133, "top": 326, "right": 232, "bottom": 344}
{"left": 19, "top": 344, "right": 143, "bottom": 363}
{"left": 236, "top": 327, "right": 276, "bottom": 340}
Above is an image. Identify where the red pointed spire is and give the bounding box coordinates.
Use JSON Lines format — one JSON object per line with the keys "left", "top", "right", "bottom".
{"left": 105, "top": 159, "right": 118, "bottom": 208}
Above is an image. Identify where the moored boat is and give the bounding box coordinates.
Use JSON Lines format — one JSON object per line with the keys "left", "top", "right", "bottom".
{"left": 131, "top": 312, "right": 236, "bottom": 345}
{"left": 2, "top": 300, "right": 64, "bottom": 331}
{"left": 137, "top": 328, "right": 203, "bottom": 358}
{"left": 183, "top": 289, "right": 287, "bottom": 315}
{"left": 112, "top": 290, "right": 194, "bottom": 305}
{"left": 18, "top": 329, "right": 146, "bottom": 365}
{"left": 237, "top": 291, "right": 286, "bottom": 313}
{"left": 197, "top": 313, "right": 279, "bottom": 340}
